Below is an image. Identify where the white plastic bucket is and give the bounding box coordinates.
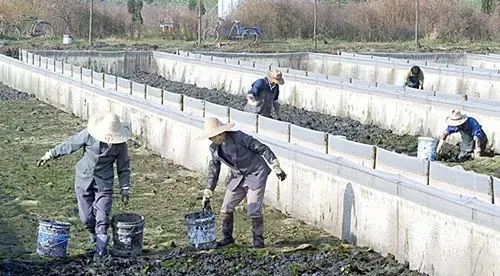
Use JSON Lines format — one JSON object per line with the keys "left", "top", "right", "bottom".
{"left": 62, "top": 35, "right": 73, "bottom": 45}
{"left": 417, "top": 137, "right": 437, "bottom": 160}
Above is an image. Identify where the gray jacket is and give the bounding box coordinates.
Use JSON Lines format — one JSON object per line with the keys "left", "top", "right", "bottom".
{"left": 50, "top": 129, "right": 131, "bottom": 191}
{"left": 206, "top": 131, "right": 278, "bottom": 191}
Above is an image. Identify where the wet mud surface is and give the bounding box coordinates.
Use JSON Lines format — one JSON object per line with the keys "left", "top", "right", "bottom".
{"left": 1, "top": 246, "right": 422, "bottom": 276}
{"left": 0, "top": 84, "right": 426, "bottom": 275}
{"left": 120, "top": 71, "right": 419, "bottom": 155}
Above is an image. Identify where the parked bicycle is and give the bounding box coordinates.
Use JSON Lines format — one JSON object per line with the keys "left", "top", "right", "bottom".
{"left": 0, "top": 19, "right": 21, "bottom": 40}
{"left": 20, "top": 16, "right": 54, "bottom": 39}
{"left": 203, "top": 18, "right": 261, "bottom": 43}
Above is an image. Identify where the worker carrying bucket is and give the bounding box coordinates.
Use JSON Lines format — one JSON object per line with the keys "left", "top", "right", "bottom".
{"left": 436, "top": 109, "right": 488, "bottom": 162}
{"left": 37, "top": 112, "right": 132, "bottom": 256}
{"left": 198, "top": 117, "right": 287, "bottom": 248}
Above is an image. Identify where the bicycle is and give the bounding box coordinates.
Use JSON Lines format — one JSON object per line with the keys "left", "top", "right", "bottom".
{"left": 0, "top": 19, "right": 21, "bottom": 40}
{"left": 203, "top": 18, "right": 261, "bottom": 43}
{"left": 20, "top": 16, "right": 54, "bottom": 39}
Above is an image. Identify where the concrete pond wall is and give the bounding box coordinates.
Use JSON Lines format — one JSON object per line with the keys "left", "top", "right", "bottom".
{"left": 202, "top": 51, "right": 500, "bottom": 101}
{"left": 367, "top": 52, "right": 500, "bottom": 71}
{"left": 3, "top": 53, "right": 500, "bottom": 276}
{"left": 23, "top": 49, "right": 500, "bottom": 206}
{"left": 27, "top": 50, "right": 500, "bottom": 155}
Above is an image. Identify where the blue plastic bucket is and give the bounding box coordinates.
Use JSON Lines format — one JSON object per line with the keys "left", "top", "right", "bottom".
{"left": 184, "top": 211, "right": 216, "bottom": 250}
{"left": 417, "top": 137, "right": 437, "bottom": 160}
{"left": 111, "top": 213, "right": 145, "bottom": 257}
{"left": 36, "top": 220, "right": 71, "bottom": 258}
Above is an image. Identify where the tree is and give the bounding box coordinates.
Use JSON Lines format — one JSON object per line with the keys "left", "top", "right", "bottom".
{"left": 481, "top": 0, "right": 497, "bottom": 14}
{"left": 127, "top": 0, "right": 144, "bottom": 23}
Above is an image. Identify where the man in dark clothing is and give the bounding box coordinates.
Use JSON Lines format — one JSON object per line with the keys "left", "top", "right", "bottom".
{"left": 37, "top": 113, "right": 132, "bottom": 256}
{"left": 200, "top": 117, "right": 287, "bottom": 248}
{"left": 404, "top": 65, "right": 424, "bottom": 90}
{"left": 244, "top": 70, "right": 284, "bottom": 118}
{"left": 436, "top": 109, "right": 488, "bottom": 161}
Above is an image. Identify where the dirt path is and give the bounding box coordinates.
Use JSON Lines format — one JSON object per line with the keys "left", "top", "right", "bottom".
{"left": 0, "top": 83, "right": 425, "bottom": 275}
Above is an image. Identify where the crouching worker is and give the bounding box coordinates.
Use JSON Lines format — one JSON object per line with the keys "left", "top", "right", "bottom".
{"left": 436, "top": 109, "right": 488, "bottom": 161}
{"left": 37, "top": 113, "right": 132, "bottom": 256}
{"left": 200, "top": 117, "right": 287, "bottom": 248}
{"left": 404, "top": 65, "right": 424, "bottom": 90}
{"left": 244, "top": 70, "right": 284, "bottom": 118}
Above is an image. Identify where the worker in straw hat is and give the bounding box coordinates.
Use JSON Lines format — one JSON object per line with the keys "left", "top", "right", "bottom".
{"left": 244, "top": 69, "right": 284, "bottom": 118}
{"left": 436, "top": 109, "right": 487, "bottom": 161}
{"left": 37, "top": 112, "right": 132, "bottom": 256}
{"left": 200, "top": 117, "right": 287, "bottom": 248}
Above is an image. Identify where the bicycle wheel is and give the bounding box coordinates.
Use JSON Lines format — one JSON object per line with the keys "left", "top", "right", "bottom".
{"left": 33, "top": 22, "right": 54, "bottom": 39}
{"left": 202, "top": 27, "right": 219, "bottom": 43}
{"left": 242, "top": 28, "right": 259, "bottom": 43}
{"left": 3, "top": 24, "right": 21, "bottom": 40}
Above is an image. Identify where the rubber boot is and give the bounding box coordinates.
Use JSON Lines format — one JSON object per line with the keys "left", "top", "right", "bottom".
{"left": 96, "top": 234, "right": 109, "bottom": 256}
{"left": 216, "top": 212, "right": 234, "bottom": 247}
{"left": 251, "top": 217, "right": 265, "bottom": 248}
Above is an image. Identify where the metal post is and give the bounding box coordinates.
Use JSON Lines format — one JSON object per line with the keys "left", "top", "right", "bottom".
{"left": 198, "top": 0, "right": 202, "bottom": 44}
{"left": 89, "top": 0, "right": 94, "bottom": 46}
{"left": 414, "top": 0, "right": 419, "bottom": 50}
{"left": 313, "top": 0, "right": 318, "bottom": 52}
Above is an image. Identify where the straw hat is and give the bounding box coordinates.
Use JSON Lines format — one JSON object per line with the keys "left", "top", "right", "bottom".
{"left": 198, "top": 117, "right": 235, "bottom": 140}
{"left": 87, "top": 112, "right": 131, "bottom": 144}
{"left": 446, "top": 109, "right": 468, "bottom": 127}
{"left": 267, "top": 70, "right": 284, "bottom": 85}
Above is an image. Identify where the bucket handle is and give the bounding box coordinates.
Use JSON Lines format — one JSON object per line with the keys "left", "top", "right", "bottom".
{"left": 116, "top": 226, "right": 140, "bottom": 237}
{"left": 39, "top": 239, "right": 69, "bottom": 248}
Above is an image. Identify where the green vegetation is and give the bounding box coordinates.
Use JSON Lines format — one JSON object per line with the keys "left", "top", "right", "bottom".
{"left": 0, "top": 98, "right": 331, "bottom": 261}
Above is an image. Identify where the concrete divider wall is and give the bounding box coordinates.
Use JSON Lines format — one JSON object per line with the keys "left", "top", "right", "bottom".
{"left": 2, "top": 54, "right": 500, "bottom": 276}
{"left": 72, "top": 65, "right": 82, "bottom": 81}
{"left": 257, "top": 116, "right": 289, "bottom": 143}
{"left": 325, "top": 53, "right": 500, "bottom": 100}
{"left": 82, "top": 68, "right": 92, "bottom": 84}
{"left": 376, "top": 148, "right": 429, "bottom": 184}
{"left": 328, "top": 135, "right": 374, "bottom": 169}
{"left": 40, "top": 56, "right": 48, "bottom": 70}
{"left": 92, "top": 72, "right": 104, "bottom": 87}
{"left": 146, "top": 85, "right": 162, "bottom": 105}
{"left": 183, "top": 96, "right": 204, "bottom": 118}
{"left": 31, "top": 50, "right": 152, "bottom": 75}
{"left": 131, "top": 81, "right": 146, "bottom": 99}
{"left": 163, "top": 91, "right": 182, "bottom": 111}
{"left": 55, "top": 60, "right": 63, "bottom": 74}
{"left": 28, "top": 50, "right": 500, "bottom": 153}
{"left": 429, "top": 162, "right": 493, "bottom": 203}
{"left": 117, "top": 77, "right": 131, "bottom": 94}
{"left": 229, "top": 108, "right": 257, "bottom": 133}
{"left": 494, "top": 177, "right": 500, "bottom": 205}
{"left": 290, "top": 124, "right": 327, "bottom": 154}
{"left": 63, "top": 62, "right": 73, "bottom": 77}
{"left": 104, "top": 74, "right": 117, "bottom": 91}
{"left": 204, "top": 101, "right": 229, "bottom": 123}
{"left": 199, "top": 51, "right": 500, "bottom": 101}
{"left": 22, "top": 50, "right": 500, "bottom": 203}
{"left": 150, "top": 51, "right": 500, "bottom": 153}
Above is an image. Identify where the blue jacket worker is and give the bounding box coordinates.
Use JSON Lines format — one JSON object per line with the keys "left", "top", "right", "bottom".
{"left": 200, "top": 117, "right": 287, "bottom": 248}
{"left": 244, "top": 70, "right": 284, "bottom": 118}
{"left": 436, "top": 109, "right": 487, "bottom": 161}
{"left": 37, "top": 112, "right": 132, "bottom": 256}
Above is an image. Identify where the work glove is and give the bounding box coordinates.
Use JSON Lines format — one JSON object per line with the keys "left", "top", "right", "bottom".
{"left": 121, "top": 189, "right": 130, "bottom": 205}
{"left": 435, "top": 139, "right": 445, "bottom": 159}
{"left": 272, "top": 160, "right": 287, "bottom": 181}
{"left": 202, "top": 188, "right": 212, "bottom": 212}
{"left": 37, "top": 151, "right": 52, "bottom": 167}
{"left": 473, "top": 148, "right": 482, "bottom": 160}
{"left": 247, "top": 94, "right": 258, "bottom": 106}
